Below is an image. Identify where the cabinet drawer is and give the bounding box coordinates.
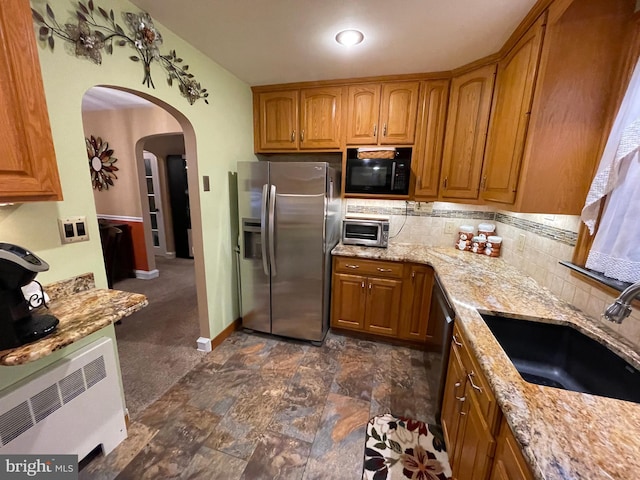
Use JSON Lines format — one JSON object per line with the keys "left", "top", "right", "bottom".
{"left": 334, "top": 256, "right": 403, "bottom": 278}
{"left": 452, "top": 324, "right": 500, "bottom": 433}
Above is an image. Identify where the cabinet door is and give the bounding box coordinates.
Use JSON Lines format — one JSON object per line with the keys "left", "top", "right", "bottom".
{"left": 257, "top": 90, "right": 298, "bottom": 150}
{"left": 441, "top": 345, "right": 466, "bottom": 461}
{"left": 346, "top": 84, "right": 380, "bottom": 145}
{"left": 0, "top": 0, "right": 62, "bottom": 202}
{"left": 331, "top": 273, "right": 366, "bottom": 330}
{"left": 413, "top": 80, "right": 450, "bottom": 198}
{"left": 364, "top": 277, "right": 402, "bottom": 336}
{"left": 481, "top": 15, "right": 546, "bottom": 204}
{"left": 490, "top": 418, "right": 534, "bottom": 480}
{"left": 379, "top": 82, "right": 420, "bottom": 145}
{"left": 399, "top": 265, "right": 434, "bottom": 341}
{"left": 300, "top": 87, "right": 343, "bottom": 150}
{"left": 440, "top": 64, "right": 496, "bottom": 199}
{"left": 452, "top": 387, "right": 496, "bottom": 480}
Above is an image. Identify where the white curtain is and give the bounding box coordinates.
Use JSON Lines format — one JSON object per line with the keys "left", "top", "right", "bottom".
{"left": 581, "top": 58, "right": 640, "bottom": 283}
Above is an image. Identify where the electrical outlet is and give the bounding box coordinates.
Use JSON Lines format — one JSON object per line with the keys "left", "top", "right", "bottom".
{"left": 444, "top": 221, "right": 455, "bottom": 234}
{"left": 58, "top": 216, "right": 89, "bottom": 244}
{"left": 517, "top": 233, "right": 526, "bottom": 252}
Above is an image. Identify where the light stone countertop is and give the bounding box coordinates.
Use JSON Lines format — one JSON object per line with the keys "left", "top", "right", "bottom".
{"left": 332, "top": 242, "right": 640, "bottom": 480}
{"left": 0, "top": 274, "right": 148, "bottom": 366}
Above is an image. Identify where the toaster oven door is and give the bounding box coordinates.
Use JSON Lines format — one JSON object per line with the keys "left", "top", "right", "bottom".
{"left": 342, "top": 221, "right": 382, "bottom": 246}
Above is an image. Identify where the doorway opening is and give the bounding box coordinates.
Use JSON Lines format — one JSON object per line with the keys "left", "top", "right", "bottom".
{"left": 81, "top": 86, "right": 208, "bottom": 417}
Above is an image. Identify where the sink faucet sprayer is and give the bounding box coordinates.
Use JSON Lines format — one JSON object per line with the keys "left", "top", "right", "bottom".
{"left": 603, "top": 280, "right": 640, "bottom": 324}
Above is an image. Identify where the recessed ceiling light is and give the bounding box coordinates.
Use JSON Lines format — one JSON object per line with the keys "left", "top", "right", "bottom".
{"left": 335, "top": 29, "right": 364, "bottom": 47}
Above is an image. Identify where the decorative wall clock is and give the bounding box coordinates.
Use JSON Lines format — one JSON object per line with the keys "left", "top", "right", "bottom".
{"left": 86, "top": 135, "right": 118, "bottom": 191}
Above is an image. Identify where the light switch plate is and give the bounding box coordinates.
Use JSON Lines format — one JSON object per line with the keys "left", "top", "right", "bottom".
{"left": 58, "top": 216, "right": 89, "bottom": 244}
{"left": 517, "top": 233, "right": 526, "bottom": 252}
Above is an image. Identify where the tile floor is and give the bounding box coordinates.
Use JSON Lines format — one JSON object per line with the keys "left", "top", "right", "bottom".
{"left": 80, "top": 330, "right": 440, "bottom": 479}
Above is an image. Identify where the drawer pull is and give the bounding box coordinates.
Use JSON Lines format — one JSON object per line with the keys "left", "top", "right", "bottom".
{"left": 452, "top": 335, "right": 462, "bottom": 347}
{"left": 467, "top": 372, "right": 482, "bottom": 392}
{"left": 345, "top": 264, "right": 359, "bottom": 269}
{"left": 377, "top": 267, "right": 392, "bottom": 272}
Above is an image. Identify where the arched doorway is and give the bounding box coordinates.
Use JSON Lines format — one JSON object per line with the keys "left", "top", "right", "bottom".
{"left": 81, "top": 86, "right": 208, "bottom": 416}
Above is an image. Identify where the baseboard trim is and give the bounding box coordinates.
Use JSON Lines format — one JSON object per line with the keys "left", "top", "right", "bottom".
{"left": 164, "top": 252, "right": 176, "bottom": 259}
{"left": 135, "top": 269, "right": 159, "bottom": 280}
{"left": 200, "top": 318, "right": 242, "bottom": 353}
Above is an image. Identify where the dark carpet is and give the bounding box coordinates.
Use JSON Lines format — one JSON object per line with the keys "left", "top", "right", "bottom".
{"left": 113, "top": 256, "right": 206, "bottom": 418}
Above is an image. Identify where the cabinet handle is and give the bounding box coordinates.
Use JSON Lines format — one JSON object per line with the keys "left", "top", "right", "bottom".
{"left": 452, "top": 334, "right": 462, "bottom": 347}
{"left": 361, "top": 281, "right": 365, "bottom": 289}
{"left": 411, "top": 271, "right": 416, "bottom": 280}
{"left": 481, "top": 176, "right": 487, "bottom": 191}
{"left": 456, "top": 395, "right": 466, "bottom": 402}
{"left": 301, "top": 129, "right": 305, "bottom": 142}
{"left": 467, "top": 372, "right": 482, "bottom": 392}
{"left": 443, "top": 177, "right": 448, "bottom": 189}
{"left": 383, "top": 123, "right": 387, "bottom": 136}
{"left": 291, "top": 130, "right": 296, "bottom": 142}
{"left": 373, "top": 124, "right": 377, "bottom": 137}
{"left": 369, "top": 283, "right": 372, "bottom": 291}
{"left": 377, "top": 267, "right": 392, "bottom": 272}
{"left": 345, "top": 264, "right": 359, "bottom": 269}
{"left": 417, "top": 176, "right": 422, "bottom": 189}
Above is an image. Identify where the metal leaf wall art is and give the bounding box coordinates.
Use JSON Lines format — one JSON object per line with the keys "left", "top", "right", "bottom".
{"left": 32, "top": 1, "right": 209, "bottom": 105}
{"left": 87, "top": 135, "right": 118, "bottom": 190}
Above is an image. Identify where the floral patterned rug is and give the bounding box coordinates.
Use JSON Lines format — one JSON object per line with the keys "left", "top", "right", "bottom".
{"left": 362, "top": 413, "right": 452, "bottom": 480}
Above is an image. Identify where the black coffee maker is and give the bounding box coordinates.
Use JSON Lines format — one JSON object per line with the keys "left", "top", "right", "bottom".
{"left": 0, "top": 243, "right": 59, "bottom": 350}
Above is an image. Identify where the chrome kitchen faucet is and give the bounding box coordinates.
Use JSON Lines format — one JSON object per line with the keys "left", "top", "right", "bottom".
{"left": 603, "top": 280, "right": 640, "bottom": 323}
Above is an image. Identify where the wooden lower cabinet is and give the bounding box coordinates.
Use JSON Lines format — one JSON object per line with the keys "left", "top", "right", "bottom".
{"left": 399, "top": 264, "right": 434, "bottom": 341}
{"left": 331, "top": 257, "right": 431, "bottom": 342}
{"left": 442, "top": 324, "right": 534, "bottom": 480}
{"left": 490, "top": 418, "right": 534, "bottom": 480}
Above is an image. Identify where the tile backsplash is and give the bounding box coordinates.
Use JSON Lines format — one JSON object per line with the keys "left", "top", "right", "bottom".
{"left": 345, "top": 199, "right": 640, "bottom": 348}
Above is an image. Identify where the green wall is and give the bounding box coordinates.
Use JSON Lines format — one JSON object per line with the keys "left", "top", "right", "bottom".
{"left": 1, "top": 0, "right": 254, "bottom": 391}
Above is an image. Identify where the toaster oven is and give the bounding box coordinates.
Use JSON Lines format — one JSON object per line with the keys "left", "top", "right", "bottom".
{"left": 342, "top": 217, "right": 389, "bottom": 248}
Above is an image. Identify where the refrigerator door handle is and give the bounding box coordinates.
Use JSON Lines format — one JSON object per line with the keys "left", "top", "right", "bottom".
{"left": 260, "top": 183, "right": 269, "bottom": 276}
{"left": 268, "top": 184, "right": 277, "bottom": 277}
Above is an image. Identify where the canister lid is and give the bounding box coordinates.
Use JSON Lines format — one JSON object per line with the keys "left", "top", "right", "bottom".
{"left": 459, "top": 225, "right": 474, "bottom": 233}
{"left": 478, "top": 223, "right": 496, "bottom": 232}
{"left": 487, "top": 235, "right": 502, "bottom": 243}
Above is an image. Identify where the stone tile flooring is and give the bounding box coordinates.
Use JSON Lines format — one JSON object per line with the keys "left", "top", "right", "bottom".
{"left": 79, "top": 330, "right": 439, "bottom": 479}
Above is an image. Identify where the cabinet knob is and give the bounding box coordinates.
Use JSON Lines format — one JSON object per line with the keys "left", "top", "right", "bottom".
{"left": 291, "top": 130, "right": 296, "bottom": 142}
{"left": 373, "top": 124, "right": 377, "bottom": 137}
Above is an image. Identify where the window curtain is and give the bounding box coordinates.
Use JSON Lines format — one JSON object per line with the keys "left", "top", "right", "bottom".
{"left": 580, "top": 58, "right": 640, "bottom": 283}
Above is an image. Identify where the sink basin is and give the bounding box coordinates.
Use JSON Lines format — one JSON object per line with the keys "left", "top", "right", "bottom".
{"left": 480, "top": 313, "right": 640, "bottom": 403}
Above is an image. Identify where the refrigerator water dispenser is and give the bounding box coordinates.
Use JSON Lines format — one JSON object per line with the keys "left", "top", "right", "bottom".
{"left": 242, "top": 218, "right": 262, "bottom": 260}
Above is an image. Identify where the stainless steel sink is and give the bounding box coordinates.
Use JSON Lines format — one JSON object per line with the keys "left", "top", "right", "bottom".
{"left": 480, "top": 313, "right": 640, "bottom": 404}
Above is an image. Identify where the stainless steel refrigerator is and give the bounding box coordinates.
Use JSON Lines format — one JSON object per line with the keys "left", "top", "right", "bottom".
{"left": 237, "top": 161, "right": 341, "bottom": 343}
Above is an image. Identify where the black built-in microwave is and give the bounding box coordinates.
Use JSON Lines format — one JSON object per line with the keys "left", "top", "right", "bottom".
{"left": 345, "top": 148, "right": 411, "bottom": 195}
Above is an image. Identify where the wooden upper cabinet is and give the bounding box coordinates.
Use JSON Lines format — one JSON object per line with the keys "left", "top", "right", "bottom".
{"left": 413, "top": 80, "right": 450, "bottom": 198}
{"left": 440, "top": 64, "right": 496, "bottom": 200}
{"left": 257, "top": 90, "right": 299, "bottom": 150}
{"left": 346, "top": 82, "right": 419, "bottom": 145}
{"left": 0, "top": 0, "right": 62, "bottom": 203}
{"left": 481, "top": 14, "right": 546, "bottom": 205}
{"left": 511, "top": 0, "right": 632, "bottom": 214}
{"left": 346, "top": 84, "right": 381, "bottom": 145}
{"left": 379, "top": 82, "right": 420, "bottom": 144}
{"left": 299, "top": 87, "right": 342, "bottom": 149}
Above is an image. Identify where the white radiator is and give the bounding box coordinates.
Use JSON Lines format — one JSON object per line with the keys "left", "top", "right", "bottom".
{"left": 0, "top": 337, "right": 127, "bottom": 459}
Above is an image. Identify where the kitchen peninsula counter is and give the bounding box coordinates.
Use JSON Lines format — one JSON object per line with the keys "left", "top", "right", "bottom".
{"left": 332, "top": 243, "right": 640, "bottom": 480}
{"left": 0, "top": 273, "right": 147, "bottom": 366}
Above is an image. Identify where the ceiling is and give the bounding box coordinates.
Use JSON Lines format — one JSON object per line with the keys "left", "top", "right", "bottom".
{"left": 129, "top": 0, "right": 538, "bottom": 86}
{"left": 82, "top": 87, "right": 154, "bottom": 111}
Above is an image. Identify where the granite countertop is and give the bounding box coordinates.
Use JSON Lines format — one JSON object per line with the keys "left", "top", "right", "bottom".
{"left": 0, "top": 275, "right": 148, "bottom": 366}
{"left": 333, "top": 243, "right": 640, "bottom": 480}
